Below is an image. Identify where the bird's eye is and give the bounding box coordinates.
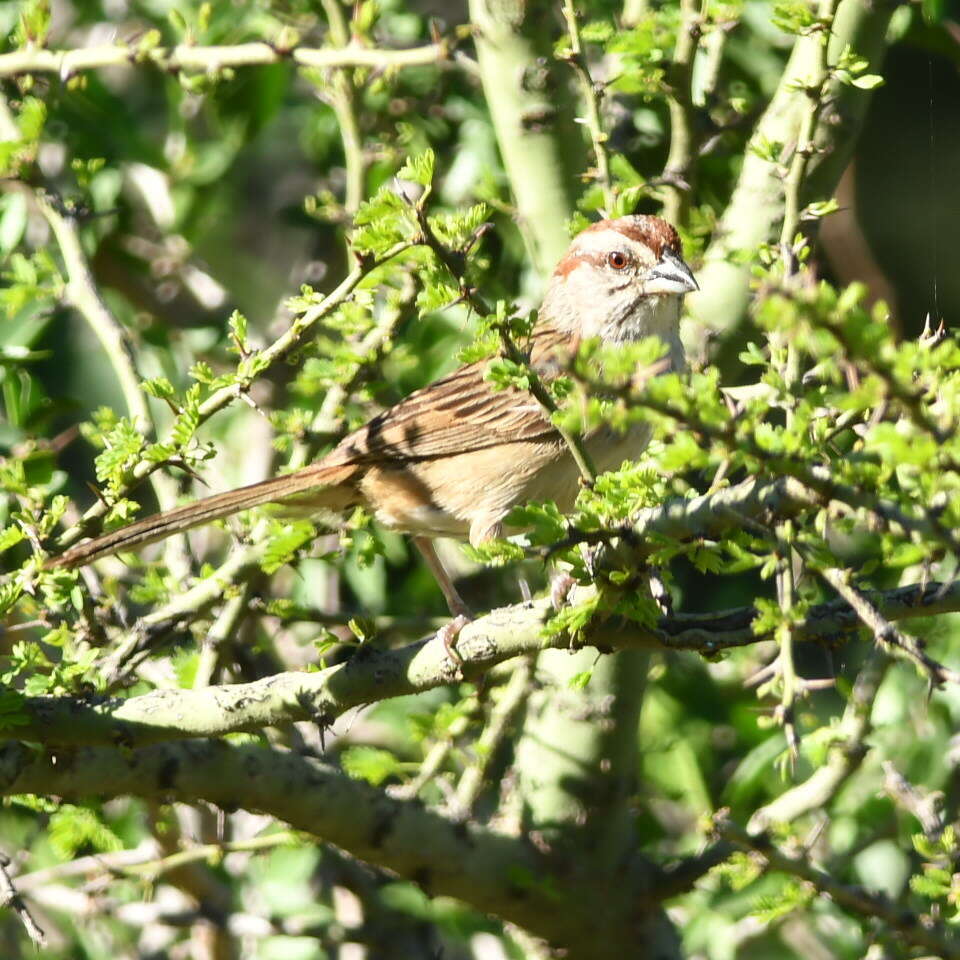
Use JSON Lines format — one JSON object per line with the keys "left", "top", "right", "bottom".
{"left": 607, "top": 251, "right": 629, "bottom": 270}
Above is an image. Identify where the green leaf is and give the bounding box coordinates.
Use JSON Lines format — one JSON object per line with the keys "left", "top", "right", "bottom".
{"left": 0, "top": 525, "right": 25, "bottom": 555}
{"left": 771, "top": 0, "right": 819, "bottom": 34}
{"left": 261, "top": 519, "right": 316, "bottom": 575}
{"left": 94, "top": 417, "right": 145, "bottom": 489}
{"left": 351, "top": 186, "right": 413, "bottom": 255}
{"left": 0, "top": 192, "right": 28, "bottom": 255}
{"left": 171, "top": 383, "right": 202, "bottom": 449}
{"left": 340, "top": 746, "right": 402, "bottom": 786}
{"left": 465, "top": 537, "right": 525, "bottom": 567}
{"left": 543, "top": 591, "right": 600, "bottom": 641}
{"left": 850, "top": 74, "right": 884, "bottom": 89}
{"left": 751, "top": 878, "right": 813, "bottom": 922}
{"left": 228, "top": 310, "right": 248, "bottom": 352}
{"left": 15, "top": 0, "right": 51, "bottom": 45}
{"left": 141, "top": 376, "right": 176, "bottom": 400}
{"left": 48, "top": 806, "right": 124, "bottom": 860}
{"left": 397, "top": 149, "right": 435, "bottom": 188}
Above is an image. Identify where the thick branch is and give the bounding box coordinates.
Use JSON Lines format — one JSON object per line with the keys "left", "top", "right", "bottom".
{"left": 0, "top": 739, "right": 565, "bottom": 941}
{"left": 688, "top": 0, "right": 898, "bottom": 336}
{"left": 468, "top": 0, "right": 581, "bottom": 277}
{"left": 7, "top": 578, "right": 960, "bottom": 748}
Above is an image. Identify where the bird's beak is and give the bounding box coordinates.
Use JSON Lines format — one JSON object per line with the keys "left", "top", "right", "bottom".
{"left": 644, "top": 248, "right": 699, "bottom": 295}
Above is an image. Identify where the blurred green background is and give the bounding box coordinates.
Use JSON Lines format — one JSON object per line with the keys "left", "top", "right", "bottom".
{"left": 2, "top": 0, "right": 960, "bottom": 957}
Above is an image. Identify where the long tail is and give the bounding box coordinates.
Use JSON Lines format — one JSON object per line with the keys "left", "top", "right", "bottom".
{"left": 48, "top": 462, "right": 358, "bottom": 570}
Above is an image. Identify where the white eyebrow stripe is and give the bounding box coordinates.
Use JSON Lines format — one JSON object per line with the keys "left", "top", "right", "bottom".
{"left": 573, "top": 229, "right": 622, "bottom": 255}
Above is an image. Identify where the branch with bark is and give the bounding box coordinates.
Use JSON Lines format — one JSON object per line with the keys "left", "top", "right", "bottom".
{"left": 689, "top": 0, "right": 900, "bottom": 335}
{"left": 0, "top": 737, "right": 670, "bottom": 957}
{"left": 0, "top": 41, "right": 449, "bottom": 79}
{"left": 7, "top": 568, "right": 959, "bottom": 749}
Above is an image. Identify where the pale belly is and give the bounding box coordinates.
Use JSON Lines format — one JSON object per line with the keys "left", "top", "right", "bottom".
{"left": 358, "top": 422, "right": 652, "bottom": 544}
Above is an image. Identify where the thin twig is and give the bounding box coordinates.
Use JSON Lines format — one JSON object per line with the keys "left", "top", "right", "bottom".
{"left": 103, "top": 532, "right": 270, "bottom": 686}
{"left": 778, "top": 0, "right": 839, "bottom": 269}
{"left": 391, "top": 703, "right": 477, "bottom": 801}
{"left": 0, "top": 852, "right": 47, "bottom": 948}
{"left": 817, "top": 310, "right": 951, "bottom": 445}
{"left": 319, "top": 0, "right": 366, "bottom": 217}
{"left": 589, "top": 383, "right": 960, "bottom": 559}
{"left": 882, "top": 761, "right": 946, "bottom": 839}
{"left": 298, "top": 273, "right": 417, "bottom": 463}
{"left": 54, "top": 239, "right": 415, "bottom": 550}
{"left": 748, "top": 649, "right": 888, "bottom": 833}
{"left": 454, "top": 657, "right": 533, "bottom": 816}
{"left": 662, "top": 0, "right": 704, "bottom": 224}
{"left": 818, "top": 567, "right": 960, "bottom": 686}
{"left": 249, "top": 598, "right": 447, "bottom": 634}
{"left": 194, "top": 583, "right": 253, "bottom": 688}
{"left": 37, "top": 193, "right": 190, "bottom": 570}
{"left": 774, "top": 522, "right": 801, "bottom": 761}
{"left": 559, "top": 0, "right": 614, "bottom": 214}
{"left": 711, "top": 812, "right": 960, "bottom": 960}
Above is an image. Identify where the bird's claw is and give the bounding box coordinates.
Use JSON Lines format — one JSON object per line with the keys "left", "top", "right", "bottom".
{"left": 437, "top": 614, "right": 471, "bottom": 677}
{"left": 550, "top": 571, "right": 576, "bottom": 610}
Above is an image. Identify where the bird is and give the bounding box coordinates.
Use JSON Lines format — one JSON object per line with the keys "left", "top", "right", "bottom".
{"left": 48, "top": 215, "right": 697, "bottom": 634}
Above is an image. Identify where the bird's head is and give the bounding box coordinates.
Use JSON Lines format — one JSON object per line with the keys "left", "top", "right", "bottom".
{"left": 542, "top": 215, "right": 697, "bottom": 353}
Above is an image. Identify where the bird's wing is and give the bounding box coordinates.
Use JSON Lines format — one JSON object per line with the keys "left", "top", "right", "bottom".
{"left": 329, "top": 326, "right": 568, "bottom": 464}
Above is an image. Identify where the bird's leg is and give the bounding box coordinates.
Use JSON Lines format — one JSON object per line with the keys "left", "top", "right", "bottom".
{"left": 413, "top": 537, "right": 471, "bottom": 668}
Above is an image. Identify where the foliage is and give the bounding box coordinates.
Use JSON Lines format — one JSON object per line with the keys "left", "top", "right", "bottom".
{"left": 1, "top": 0, "right": 960, "bottom": 958}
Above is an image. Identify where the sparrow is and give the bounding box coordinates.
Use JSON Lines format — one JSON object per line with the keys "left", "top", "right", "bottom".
{"left": 49, "top": 215, "right": 697, "bottom": 625}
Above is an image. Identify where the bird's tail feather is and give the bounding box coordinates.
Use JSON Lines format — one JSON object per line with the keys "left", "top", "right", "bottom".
{"left": 48, "top": 462, "right": 358, "bottom": 570}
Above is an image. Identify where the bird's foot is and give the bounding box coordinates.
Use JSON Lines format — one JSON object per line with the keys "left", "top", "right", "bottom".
{"left": 436, "top": 613, "right": 471, "bottom": 678}
{"left": 550, "top": 570, "right": 577, "bottom": 610}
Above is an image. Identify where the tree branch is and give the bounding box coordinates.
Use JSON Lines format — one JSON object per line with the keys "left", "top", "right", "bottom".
{"left": 453, "top": 656, "right": 533, "bottom": 816}
{"left": 467, "top": 0, "right": 581, "bottom": 276}
{"left": 662, "top": 0, "right": 704, "bottom": 225}
{"left": 0, "top": 851, "right": 46, "bottom": 949}
{"left": 747, "top": 648, "right": 888, "bottom": 833}
{"left": 54, "top": 239, "right": 414, "bottom": 550}
{"left": 559, "top": 0, "right": 614, "bottom": 214}
{"left": 689, "top": 0, "right": 898, "bottom": 336}
{"left": 7, "top": 576, "right": 960, "bottom": 749}
{"left": 0, "top": 41, "right": 448, "bottom": 79}
{"left": 818, "top": 566, "right": 960, "bottom": 685}
{"left": 778, "top": 0, "right": 840, "bottom": 268}
{"left": 711, "top": 812, "right": 960, "bottom": 959}
{"left": 318, "top": 0, "right": 366, "bottom": 218}
{"left": 35, "top": 192, "right": 188, "bottom": 569}
{"left": 0, "top": 737, "right": 611, "bottom": 951}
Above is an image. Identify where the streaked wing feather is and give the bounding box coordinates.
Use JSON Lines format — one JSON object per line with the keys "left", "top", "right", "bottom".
{"left": 331, "top": 326, "right": 567, "bottom": 464}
